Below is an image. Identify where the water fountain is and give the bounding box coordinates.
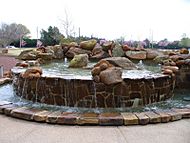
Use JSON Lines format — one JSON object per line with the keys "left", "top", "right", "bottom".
{"left": 0, "top": 41, "right": 190, "bottom": 125}
{"left": 12, "top": 58, "right": 175, "bottom": 109}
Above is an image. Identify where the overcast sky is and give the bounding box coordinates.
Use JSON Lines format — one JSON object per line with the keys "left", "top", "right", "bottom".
{"left": 1, "top": 0, "right": 190, "bottom": 41}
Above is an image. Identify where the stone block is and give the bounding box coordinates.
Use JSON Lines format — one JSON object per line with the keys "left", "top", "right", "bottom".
{"left": 144, "top": 111, "right": 161, "bottom": 123}
{"left": 172, "top": 108, "right": 190, "bottom": 118}
{"left": 166, "top": 110, "right": 182, "bottom": 121}
{"left": 4, "top": 105, "right": 19, "bottom": 116}
{"left": 57, "top": 112, "right": 79, "bottom": 125}
{"left": 77, "top": 113, "right": 99, "bottom": 125}
{"left": 134, "top": 112, "right": 149, "bottom": 125}
{"left": 99, "top": 112, "right": 123, "bottom": 126}
{"left": 33, "top": 110, "right": 52, "bottom": 122}
{"left": 0, "top": 104, "right": 17, "bottom": 114}
{"left": 46, "top": 111, "right": 62, "bottom": 123}
{"left": 11, "top": 107, "right": 39, "bottom": 120}
{"left": 155, "top": 111, "right": 171, "bottom": 123}
{"left": 121, "top": 112, "right": 139, "bottom": 125}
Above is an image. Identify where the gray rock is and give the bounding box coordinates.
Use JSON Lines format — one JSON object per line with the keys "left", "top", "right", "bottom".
{"left": 112, "top": 43, "right": 125, "bottom": 57}
{"left": 102, "top": 57, "right": 137, "bottom": 70}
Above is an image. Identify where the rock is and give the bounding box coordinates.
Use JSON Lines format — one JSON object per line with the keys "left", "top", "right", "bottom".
{"left": 146, "top": 49, "right": 161, "bottom": 59}
{"left": 65, "top": 47, "right": 91, "bottom": 58}
{"left": 122, "top": 44, "right": 131, "bottom": 51}
{"left": 62, "top": 46, "right": 69, "bottom": 54}
{"left": 37, "top": 52, "right": 54, "bottom": 60}
{"left": 179, "top": 48, "right": 189, "bottom": 54}
{"left": 112, "top": 43, "right": 125, "bottom": 57}
{"left": 94, "top": 60, "right": 113, "bottom": 68}
{"left": 69, "top": 54, "right": 89, "bottom": 68}
{"left": 102, "top": 41, "right": 113, "bottom": 51}
{"left": 80, "top": 39, "right": 97, "bottom": 51}
{"left": 69, "top": 42, "right": 78, "bottom": 48}
{"left": 162, "top": 69, "right": 173, "bottom": 75}
{"left": 16, "top": 62, "right": 29, "bottom": 68}
{"left": 91, "top": 67, "right": 101, "bottom": 76}
{"left": 90, "top": 50, "right": 109, "bottom": 59}
{"left": 3, "top": 71, "right": 12, "bottom": 78}
{"left": 126, "top": 51, "right": 147, "bottom": 60}
{"left": 27, "top": 60, "right": 40, "bottom": 66}
{"left": 99, "top": 67, "right": 123, "bottom": 85}
{"left": 169, "top": 55, "right": 183, "bottom": 62}
{"left": 21, "top": 67, "right": 42, "bottom": 78}
{"left": 100, "top": 57, "right": 137, "bottom": 70}
{"left": 162, "top": 59, "right": 176, "bottom": 66}
{"left": 2, "top": 49, "right": 8, "bottom": 54}
{"left": 153, "top": 55, "right": 169, "bottom": 64}
{"left": 163, "top": 66, "right": 179, "bottom": 73}
{"left": 92, "top": 43, "right": 103, "bottom": 55}
{"left": 17, "top": 50, "right": 37, "bottom": 60}
{"left": 92, "top": 75, "right": 100, "bottom": 83}
{"left": 50, "top": 45, "right": 64, "bottom": 59}
{"left": 175, "top": 60, "right": 185, "bottom": 66}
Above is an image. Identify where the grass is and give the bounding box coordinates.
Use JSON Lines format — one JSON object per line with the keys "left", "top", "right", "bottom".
{"left": 0, "top": 47, "right": 36, "bottom": 57}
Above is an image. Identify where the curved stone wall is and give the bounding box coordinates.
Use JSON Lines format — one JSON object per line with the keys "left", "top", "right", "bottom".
{"left": 13, "top": 73, "right": 175, "bottom": 108}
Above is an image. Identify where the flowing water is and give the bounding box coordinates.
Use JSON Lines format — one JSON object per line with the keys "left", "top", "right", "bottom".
{"left": 0, "top": 84, "right": 190, "bottom": 113}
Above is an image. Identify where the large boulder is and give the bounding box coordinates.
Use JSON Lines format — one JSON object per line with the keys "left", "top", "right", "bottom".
{"left": 125, "top": 51, "right": 147, "bottom": 60}
{"left": 100, "top": 57, "right": 137, "bottom": 70}
{"left": 99, "top": 67, "right": 123, "bottom": 85}
{"left": 80, "top": 39, "right": 97, "bottom": 51}
{"left": 69, "top": 54, "right": 89, "bottom": 68}
{"left": 65, "top": 47, "right": 91, "bottom": 58}
{"left": 17, "top": 50, "right": 38, "bottom": 60}
{"left": 112, "top": 43, "right": 125, "bottom": 57}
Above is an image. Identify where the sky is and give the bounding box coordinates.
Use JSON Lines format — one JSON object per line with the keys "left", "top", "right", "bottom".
{"left": 0, "top": 0, "right": 190, "bottom": 41}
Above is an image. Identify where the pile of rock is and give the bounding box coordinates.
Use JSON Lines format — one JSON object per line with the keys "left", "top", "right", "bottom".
{"left": 158, "top": 48, "right": 190, "bottom": 76}
{"left": 91, "top": 57, "right": 137, "bottom": 85}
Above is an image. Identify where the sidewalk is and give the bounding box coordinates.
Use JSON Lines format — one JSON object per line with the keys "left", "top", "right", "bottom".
{"left": 0, "top": 115, "right": 190, "bottom": 143}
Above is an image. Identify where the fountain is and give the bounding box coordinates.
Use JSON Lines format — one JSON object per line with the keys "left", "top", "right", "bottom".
{"left": 11, "top": 57, "right": 175, "bottom": 109}
{"left": 0, "top": 41, "right": 190, "bottom": 126}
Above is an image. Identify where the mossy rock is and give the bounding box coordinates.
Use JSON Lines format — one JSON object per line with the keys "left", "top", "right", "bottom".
{"left": 80, "top": 39, "right": 97, "bottom": 51}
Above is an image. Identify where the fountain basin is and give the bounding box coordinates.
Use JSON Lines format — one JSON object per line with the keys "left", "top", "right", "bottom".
{"left": 13, "top": 69, "right": 175, "bottom": 108}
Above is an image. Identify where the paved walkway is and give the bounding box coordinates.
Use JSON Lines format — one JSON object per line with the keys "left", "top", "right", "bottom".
{"left": 0, "top": 115, "right": 190, "bottom": 143}
{"left": 0, "top": 56, "right": 18, "bottom": 72}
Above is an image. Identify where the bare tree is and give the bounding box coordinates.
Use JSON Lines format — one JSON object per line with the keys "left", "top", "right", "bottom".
{"left": 59, "top": 9, "right": 75, "bottom": 38}
{"left": 0, "top": 23, "right": 30, "bottom": 47}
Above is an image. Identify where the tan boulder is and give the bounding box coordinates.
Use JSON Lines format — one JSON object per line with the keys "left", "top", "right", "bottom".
{"left": 99, "top": 67, "right": 123, "bottom": 85}
{"left": 126, "top": 51, "right": 146, "bottom": 60}
{"left": 21, "top": 67, "right": 42, "bottom": 78}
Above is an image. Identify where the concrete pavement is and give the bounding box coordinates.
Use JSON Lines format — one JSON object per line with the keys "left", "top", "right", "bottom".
{"left": 0, "top": 115, "right": 190, "bottom": 143}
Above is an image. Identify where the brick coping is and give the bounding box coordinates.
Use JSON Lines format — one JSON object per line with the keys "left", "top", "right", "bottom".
{"left": 0, "top": 100, "right": 190, "bottom": 126}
